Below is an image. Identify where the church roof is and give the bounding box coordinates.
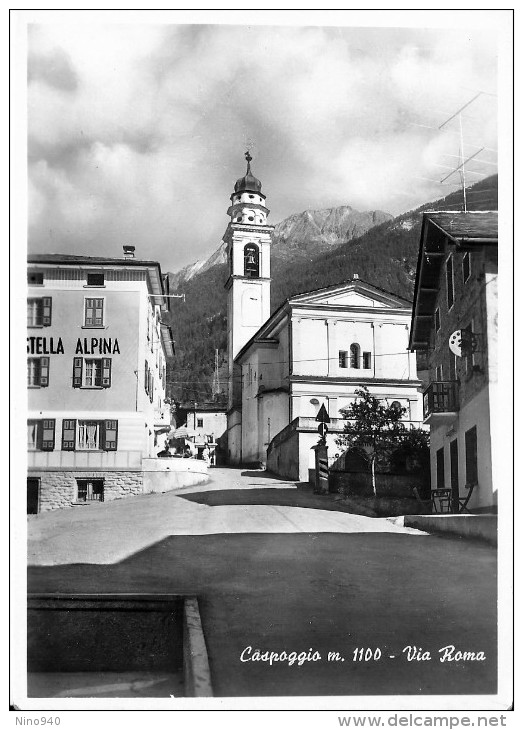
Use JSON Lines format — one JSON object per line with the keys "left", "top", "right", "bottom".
{"left": 288, "top": 277, "right": 412, "bottom": 306}
{"left": 234, "top": 151, "right": 262, "bottom": 194}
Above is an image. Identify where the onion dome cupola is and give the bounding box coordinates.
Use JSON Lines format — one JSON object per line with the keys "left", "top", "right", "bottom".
{"left": 228, "top": 151, "right": 270, "bottom": 226}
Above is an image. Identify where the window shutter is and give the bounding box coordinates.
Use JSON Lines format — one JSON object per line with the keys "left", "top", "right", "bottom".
{"left": 42, "top": 297, "right": 52, "bottom": 326}
{"left": 103, "top": 419, "right": 118, "bottom": 450}
{"left": 73, "top": 357, "right": 83, "bottom": 387}
{"left": 39, "top": 357, "right": 50, "bottom": 387}
{"left": 62, "top": 419, "right": 76, "bottom": 450}
{"left": 41, "top": 419, "right": 55, "bottom": 450}
{"left": 36, "top": 421, "right": 43, "bottom": 450}
{"left": 144, "top": 360, "right": 149, "bottom": 394}
{"left": 150, "top": 376, "right": 154, "bottom": 403}
{"left": 101, "top": 358, "right": 112, "bottom": 387}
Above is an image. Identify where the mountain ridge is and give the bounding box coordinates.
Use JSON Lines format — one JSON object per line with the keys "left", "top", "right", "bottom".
{"left": 168, "top": 205, "right": 393, "bottom": 290}
{"left": 165, "top": 175, "right": 497, "bottom": 405}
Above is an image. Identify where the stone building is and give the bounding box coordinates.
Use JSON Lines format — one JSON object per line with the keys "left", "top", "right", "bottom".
{"left": 409, "top": 211, "right": 498, "bottom": 511}
{"left": 27, "top": 248, "right": 174, "bottom": 512}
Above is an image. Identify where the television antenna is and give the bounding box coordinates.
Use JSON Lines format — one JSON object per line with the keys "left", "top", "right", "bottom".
{"left": 437, "top": 92, "right": 493, "bottom": 213}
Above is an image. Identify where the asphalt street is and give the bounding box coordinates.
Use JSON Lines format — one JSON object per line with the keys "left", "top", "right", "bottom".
{"left": 27, "top": 467, "right": 497, "bottom": 698}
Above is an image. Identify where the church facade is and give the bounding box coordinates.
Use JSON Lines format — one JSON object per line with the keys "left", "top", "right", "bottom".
{"left": 224, "top": 155, "right": 423, "bottom": 475}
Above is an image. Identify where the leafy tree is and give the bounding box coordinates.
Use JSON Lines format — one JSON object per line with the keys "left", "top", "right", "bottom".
{"left": 336, "top": 387, "right": 409, "bottom": 497}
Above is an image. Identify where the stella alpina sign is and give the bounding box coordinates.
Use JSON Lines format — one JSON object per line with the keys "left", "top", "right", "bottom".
{"left": 27, "top": 336, "right": 121, "bottom": 355}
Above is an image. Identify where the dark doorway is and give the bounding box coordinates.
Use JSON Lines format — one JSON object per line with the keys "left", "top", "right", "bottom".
{"left": 450, "top": 439, "right": 459, "bottom": 512}
{"left": 76, "top": 479, "right": 104, "bottom": 502}
{"left": 27, "top": 478, "right": 40, "bottom": 514}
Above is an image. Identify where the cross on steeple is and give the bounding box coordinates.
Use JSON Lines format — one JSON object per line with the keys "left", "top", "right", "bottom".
{"left": 245, "top": 150, "right": 252, "bottom": 174}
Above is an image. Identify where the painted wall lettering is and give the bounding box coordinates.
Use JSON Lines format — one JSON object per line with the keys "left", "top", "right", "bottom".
{"left": 75, "top": 338, "right": 120, "bottom": 355}
{"left": 27, "top": 337, "right": 64, "bottom": 355}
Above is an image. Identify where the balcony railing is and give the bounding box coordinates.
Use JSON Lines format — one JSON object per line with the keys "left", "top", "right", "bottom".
{"left": 423, "top": 381, "right": 459, "bottom": 421}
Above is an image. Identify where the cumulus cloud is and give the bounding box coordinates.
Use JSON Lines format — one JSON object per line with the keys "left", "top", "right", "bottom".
{"left": 27, "top": 22, "right": 498, "bottom": 270}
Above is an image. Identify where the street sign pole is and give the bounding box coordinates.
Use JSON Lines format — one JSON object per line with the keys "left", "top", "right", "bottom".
{"left": 313, "top": 405, "right": 331, "bottom": 494}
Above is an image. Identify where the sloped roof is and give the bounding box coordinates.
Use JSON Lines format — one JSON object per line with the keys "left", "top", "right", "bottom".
{"left": 289, "top": 276, "right": 412, "bottom": 307}
{"left": 28, "top": 253, "right": 162, "bottom": 266}
{"left": 423, "top": 211, "right": 498, "bottom": 243}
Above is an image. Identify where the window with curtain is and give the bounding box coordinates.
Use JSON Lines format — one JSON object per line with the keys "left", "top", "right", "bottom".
{"left": 77, "top": 421, "right": 100, "bottom": 450}
{"left": 85, "top": 359, "right": 102, "bottom": 387}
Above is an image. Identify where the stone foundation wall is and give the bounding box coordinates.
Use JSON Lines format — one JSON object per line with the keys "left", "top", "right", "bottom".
{"left": 30, "top": 471, "right": 143, "bottom": 512}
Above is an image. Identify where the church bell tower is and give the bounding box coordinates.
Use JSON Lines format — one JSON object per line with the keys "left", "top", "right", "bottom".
{"left": 225, "top": 152, "right": 273, "bottom": 413}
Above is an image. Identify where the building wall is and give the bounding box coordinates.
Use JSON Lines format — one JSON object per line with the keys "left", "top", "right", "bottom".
{"left": 187, "top": 410, "right": 227, "bottom": 443}
{"left": 28, "top": 470, "right": 144, "bottom": 512}
{"left": 291, "top": 310, "right": 416, "bottom": 381}
{"left": 424, "top": 244, "right": 497, "bottom": 509}
{"left": 429, "top": 386, "right": 494, "bottom": 510}
{"left": 27, "top": 263, "right": 172, "bottom": 511}
{"left": 28, "top": 288, "right": 140, "bottom": 413}
{"left": 237, "top": 300, "right": 422, "bottom": 467}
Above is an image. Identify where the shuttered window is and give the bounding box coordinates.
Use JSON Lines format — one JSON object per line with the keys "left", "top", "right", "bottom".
{"left": 84, "top": 298, "right": 104, "bottom": 326}
{"left": 436, "top": 447, "right": 445, "bottom": 489}
{"left": 72, "top": 358, "right": 111, "bottom": 387}
{"left": 462, "top": 252, "right": 471, "bottom": 282}
{"left": 28, "top": 358, "right": 49, "bottom": 387}
{"left": 41, "top": 419, "right": 55, "bottom": 450}
{"left": 72, "top": 357, "right": 83, "bottom": 387}
{"left": 446, "top": 256, "right": 454, "bottom": 310}
{"left": 465, "top": 426, "right": 478, "bottom": 485}
{"left": 27, "top": 297, "right": 52, "bottom": 326}
{"left": 77, "top": 421, "right": 101, "bottom": 450}
{"left": 101, "top": 358, "right": 112, "bottom": 387}
{"left": 27, "top": 419, "right": 55, "bottom": 450}
{"left": 62, "top": 419, "right": 77, "bottom": 450}
{"left": 103, "top": 420, "right": 118, "bottom": 450}
{"left": 85, "top": 359, "right": 102, "bottom": 387}
{"left": 61, "top": 419, "right": 118, "bottom": 451}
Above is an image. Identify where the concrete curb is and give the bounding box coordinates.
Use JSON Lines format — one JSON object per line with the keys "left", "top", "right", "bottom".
{"left": 183, "top": 597, "right": 214, "bottom": 697}
{"left": 401, "top": 514, "right": 497, "bottom": 545}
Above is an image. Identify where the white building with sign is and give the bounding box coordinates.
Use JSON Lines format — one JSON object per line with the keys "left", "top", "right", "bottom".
{"left": 27, "top": 248, "right": 175, "bottom": 512}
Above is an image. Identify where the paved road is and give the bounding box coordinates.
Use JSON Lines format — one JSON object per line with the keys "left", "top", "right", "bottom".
{"left": 28, "top": 468, "right": 428, "bottom": 566}
{"left": 28, "top": 468, "right": 497, "bottom": 699}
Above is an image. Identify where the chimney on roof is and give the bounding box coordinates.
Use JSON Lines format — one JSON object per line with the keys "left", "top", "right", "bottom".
{"left": 353, "top": 273, "right": 359, "bottom": 280}
{"left": 123, "top": 245, "right": 135, "bottom": 259}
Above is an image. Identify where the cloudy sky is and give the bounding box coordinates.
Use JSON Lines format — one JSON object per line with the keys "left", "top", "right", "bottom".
{"left": 26, "top": 15, "right": 500, "bottom": 273}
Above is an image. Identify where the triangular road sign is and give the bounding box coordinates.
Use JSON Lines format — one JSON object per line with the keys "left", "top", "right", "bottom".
{"left": 315, "top": 403, "right": 331, "bottom": 423}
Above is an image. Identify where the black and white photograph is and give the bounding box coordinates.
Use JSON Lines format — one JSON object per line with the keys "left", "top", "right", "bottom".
{"left": 11, "top": 7, "right": 514, "bottom": 721}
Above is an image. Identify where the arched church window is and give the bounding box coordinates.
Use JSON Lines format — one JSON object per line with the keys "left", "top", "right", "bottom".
{"left": 244, "top": 244, "right": 259, "bottom": 278}
{"left": 350, "top": 343, "right": 360, "bottom": 368}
